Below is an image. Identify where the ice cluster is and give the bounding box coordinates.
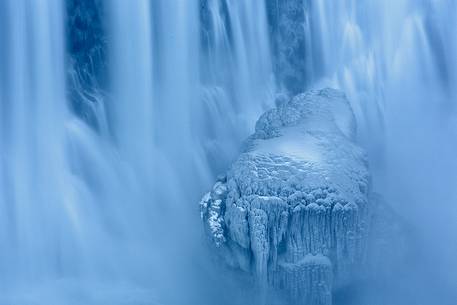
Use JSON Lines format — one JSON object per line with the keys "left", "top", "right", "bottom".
{"left": 200, "top": 88, "right": 373, "bottom": 304}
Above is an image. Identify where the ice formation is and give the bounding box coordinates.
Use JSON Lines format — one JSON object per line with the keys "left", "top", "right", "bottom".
{"left": 200, "top": 88, "right": 373, "bottom": 304}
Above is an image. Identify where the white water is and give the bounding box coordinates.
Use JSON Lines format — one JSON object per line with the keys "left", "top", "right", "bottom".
{"left": 0, "top": 0, "right": 73, "bottom": 280}
{"left": 1, "top": 0, "right": 456, "bottom": 304}
{"left": 305, "top": 0, "right": 457, "bottom": 152}
{"left": 199, "top": 0, "right": 275, "bottom": 172}
{"left": 0, "top": 1, "right": 274, "bottom": 304}
{"left": 304, "top": 0, "right": 457, "bottom": 303}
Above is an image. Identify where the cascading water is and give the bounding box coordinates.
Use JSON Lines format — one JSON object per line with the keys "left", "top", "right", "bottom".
{"left": 304, "top": 0, "right": 457, "bottom": 154}
{"left": 0, "top": 0, "right": 274, "bottom": 304}
{"left": 0, "top": 2, "right": 132, "bottom": 300}
{"left": 1, "top": 0, "right": 456, "bottom": 304}
{"left": 302, "top": 0, "right": 457, "bottom": 303}
{"left": 199, "top": 0, "right": 275, "bottom": 172}
{"left": 0, "top": 0, "right": 73, "bottom": 280}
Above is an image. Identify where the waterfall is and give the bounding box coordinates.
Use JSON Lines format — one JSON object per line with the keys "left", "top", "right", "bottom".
{"left": 200, "top": 0, "right": 275, "bottom": 172}
{"left": 0, "top": 0, "right": 136, "bottom": 292}
{"left": 303, "top": 0, "right": 457, "bottom": 198}
{"left": 0, "top": 0, "right": 74, "bottom": 281}
{"left": 0, "top": 0, "right": 274, "bottom": 303}
{"left": 303, "top": 0, "right": 457, "bottom": 301}
{"left": 304, "top": 0, "right": 457, "bottom": 151}
{"left": 2, "top": 0, "right": 456, "bottom": 304}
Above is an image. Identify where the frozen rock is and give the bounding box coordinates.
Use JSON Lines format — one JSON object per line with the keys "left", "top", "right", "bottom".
{"left": 200, "top": 88, "right": 372, "bottom": 305}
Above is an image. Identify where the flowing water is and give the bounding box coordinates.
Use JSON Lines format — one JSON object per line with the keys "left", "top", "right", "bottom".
{"left": 0, "top": 0, "right": 456, "bottom": 304}
{"left": 0, "top": 0, "right": 274, "bottom": 304}
{"left": 304, "top": 0, "right": 457, "bottom": 303}
{"left": 0, "top": 0, "right": 72, "bottom": 281}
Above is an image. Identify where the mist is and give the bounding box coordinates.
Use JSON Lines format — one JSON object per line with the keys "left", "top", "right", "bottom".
{"left": 0, "top": 1, "right": 456, "bottom": 305}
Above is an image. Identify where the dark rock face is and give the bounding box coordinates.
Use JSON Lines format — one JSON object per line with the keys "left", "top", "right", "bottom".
{"left": 66, "top": 0, "right": 106, "bottom": 130}
{"left": 266, "top": 0, "right": 311, "bottom": 94}
{"left": 65, "top": 0, "right": 313, "bottom": 125}
{"left": 201, "top": 0, "right": 313, "bottom": 94}
{"left": 64, "top": 0, "right": 315, "bottom": 124}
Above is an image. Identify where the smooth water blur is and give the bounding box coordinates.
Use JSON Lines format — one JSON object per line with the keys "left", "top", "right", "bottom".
{"left": 304, "top": 0, "right": 457, "bottom": 304}
{"left": 0, "top": 1, "right": 274, "bottom": 304}
{"left": 1, "top": 0, "right": 456, "bottom": 304}
{"left": 199, "top": 0, "right": 275, "bottom": 173}
{"left": 0, "top": 0, "right": 73, "bottom": 280}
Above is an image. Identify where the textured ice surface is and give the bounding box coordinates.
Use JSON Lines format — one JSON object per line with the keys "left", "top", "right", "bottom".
{"left": 200, "top": 88, "right": 373, "bottom": 305}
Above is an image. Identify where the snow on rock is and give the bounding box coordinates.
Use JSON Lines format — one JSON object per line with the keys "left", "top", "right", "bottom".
{"left": 200, "top": 88, "right": 372, "bottom": 305}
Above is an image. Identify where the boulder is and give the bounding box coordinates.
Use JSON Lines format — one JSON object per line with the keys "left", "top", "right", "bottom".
{"left": 200, "top": 88, "right": 373, "bottom": 304}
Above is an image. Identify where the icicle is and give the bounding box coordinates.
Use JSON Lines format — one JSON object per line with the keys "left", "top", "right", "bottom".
{"left": 200, "top": 88, "right": 372, "bottom": 304}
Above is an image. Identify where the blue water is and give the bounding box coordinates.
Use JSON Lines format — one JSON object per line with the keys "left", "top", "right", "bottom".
{"left": 0, "top": 1, "right": 456, "bottom": 304}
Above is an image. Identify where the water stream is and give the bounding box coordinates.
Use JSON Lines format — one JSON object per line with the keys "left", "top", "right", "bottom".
{"left": 0, "top": 1, "right": 456, "bottom": 304}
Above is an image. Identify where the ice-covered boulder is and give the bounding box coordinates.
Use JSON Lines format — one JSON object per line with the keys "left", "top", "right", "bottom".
{"left": 200, "top": 88, "right": 373, "bottom": 305}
